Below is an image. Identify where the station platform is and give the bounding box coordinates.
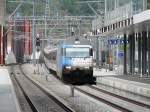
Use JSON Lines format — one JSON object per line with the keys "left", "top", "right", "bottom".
{"left": 96, "top": 69, "right": 150, "bottom": 97}
{"left": 0, "top": 67, "right": 21, "bottom": 112}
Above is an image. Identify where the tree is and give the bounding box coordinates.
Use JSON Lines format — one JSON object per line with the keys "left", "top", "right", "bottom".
{"left": 60, "top": 0, "right": 78, "bottom": 15}
{"left": 148, "top": 1, "right": 150, "bottom": 9}
{"left": 6, "top": 0, "right": 45, "bottom": 16}
{"left": 6, "top": 0, "right": 97, "bottom": 16}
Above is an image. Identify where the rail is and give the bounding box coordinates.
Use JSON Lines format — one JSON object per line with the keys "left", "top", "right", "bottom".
{"left": 11, "top": 65, "right": 75, "bottom": 112}
{"left": 74, "top": 86, "right": 132, "bottom": 112}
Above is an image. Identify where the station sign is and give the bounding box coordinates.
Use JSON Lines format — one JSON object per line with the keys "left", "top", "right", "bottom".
{"left": 118, "top": 51, "right": 124, "bottom": 58}
{"left": 108, "top": 39, "right": 129, "bottom": 45}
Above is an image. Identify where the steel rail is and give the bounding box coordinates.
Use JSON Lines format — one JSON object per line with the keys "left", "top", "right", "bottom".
{"left": 11, "top": 65, "right": 39, "bottom": 112}
{"left": 19, "top": 66, "right": 75, "bottom": 112}
{"left": 88, "top": 85, "right": 150, "bottom": 109}
{"left": 74, "top": 87, "right": 132, "bottom": 112}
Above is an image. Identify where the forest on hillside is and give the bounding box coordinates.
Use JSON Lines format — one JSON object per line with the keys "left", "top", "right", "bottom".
{"left": 6, "top": 0, "right": 150, "bottom": 17}
{"left": 6, "top": 0, "right": 97, "bottom": 16}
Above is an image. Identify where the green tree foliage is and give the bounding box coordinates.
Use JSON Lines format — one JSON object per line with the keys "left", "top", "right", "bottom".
{"left": 148, "top": 1, "right": 150, "bottom": 9}
{"left": 6, "top": 0, "right": 150, "bottom": 16}
{"left": 59, "top": 0, "right": 79, "bottom": 15}
{"left": 6, "top": 0, "right": 97, "bottom": 16}
{"left": 59, "top": 0, "right": 97, "bottom": 15}
{"left": 6, "top": 0, "right": 45, "bottom": 16}
{"left": 6, "top": 0, "right": 19, "bottom": 15}
{"left": 78, "top": 2, "right": 97, "bottom": 15}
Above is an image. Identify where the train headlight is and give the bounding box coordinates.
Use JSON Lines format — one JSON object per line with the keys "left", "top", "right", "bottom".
{"left": 65, "top": 66, "right": 71, "bottom": 69}
{"left": 84, "top": 66, "right": 89, "bottom": 69}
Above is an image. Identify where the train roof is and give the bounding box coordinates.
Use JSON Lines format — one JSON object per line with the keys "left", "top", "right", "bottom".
{"left": 44, "top": 46, "right": 57, "bottom": 54}
{"left": 61, "top": 37, "right": 91, "bottom": 45}
{"left": 44, "top": 37, "right": 92, "bottom": 53}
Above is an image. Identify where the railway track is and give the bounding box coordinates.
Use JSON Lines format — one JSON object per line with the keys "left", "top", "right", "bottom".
{"left": 88, "top": 85, "right": 150, "bottom": 109}
{"left": 74, "top": 85, "right": 150, "bottom": 112}
{"left": 74, "top": 87, "right": 132, "bottom": 112}
{"left": 10, "top": 67, "right": 33, "bottom": 112}
{"left": 11, "top": 64, "right": 150, "bottom": 112}
{"left": 22, "top": 64, "right": 124, "bottom": 112}
{"left": 11, "top": 65, "right": 75, "bottom": 112}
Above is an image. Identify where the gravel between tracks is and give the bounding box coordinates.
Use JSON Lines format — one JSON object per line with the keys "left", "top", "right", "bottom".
{"left": 12, "top": 65, "right": 70, "bottom": 112}
{"left": 22, "top": 64, "right": 121, "bottom": 112}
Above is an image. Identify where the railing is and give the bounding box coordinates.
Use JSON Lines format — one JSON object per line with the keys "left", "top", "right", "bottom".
{"left": 92, "top": 16, "right": 103, "bottom": 30}
{"left": 92, "top": 2, "right": 132, "bottom": 30}
{"left": 92, "top": 0, "right": 148, "bottom": 29}
{"left": 104, "top": 2, "right": 132, "bottom": 26}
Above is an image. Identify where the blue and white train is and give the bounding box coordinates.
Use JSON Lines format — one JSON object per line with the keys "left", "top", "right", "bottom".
{"left": 43, "top": 37, "right": 96, "bottom": 85}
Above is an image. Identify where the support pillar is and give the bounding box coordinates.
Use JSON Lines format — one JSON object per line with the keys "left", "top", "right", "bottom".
{"left": 70, "top": 86, "right": 75, "bottom": 97}
{"left": 96, "top": 37, "right": 99, "bottom": 67}
{"left": 129, "top": 35, "right": 132, "bottom": 74}
{"left": 3, "top": 29, "right": 6, "bottom": 65}
{"left": 132, "top": 33, "right": 135, "bottom": 74}
{"left": 129, "top": 34, "right": 135, "bottom": 75}
{"left": 142, "top": 32, "right": 147, "bottom": 75}
{"left": 0, "top": 26, "right": 4, "bottom": 65}
{"left": 0, "top": 26, "right": 1, "bottom": 64}
{"left": 138, "top": 33, "right": 142, "bottom": 74}
{"left": 123, "top": 34, "right": 127, "bottom": 75}
{"left": 148, "top": 31, "right": 150, "bottom": 75}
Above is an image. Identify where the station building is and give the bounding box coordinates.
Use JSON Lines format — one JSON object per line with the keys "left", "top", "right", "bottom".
{"left": 92, "top": 0, "right": 150, "bottom": 76}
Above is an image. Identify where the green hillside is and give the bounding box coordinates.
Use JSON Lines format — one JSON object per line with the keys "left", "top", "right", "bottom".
{"left": 6, "top": 0, "right": 97, "bottom": 16}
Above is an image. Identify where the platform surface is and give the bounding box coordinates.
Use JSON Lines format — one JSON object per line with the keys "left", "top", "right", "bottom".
{"left": 113, "top": 75, "right": 150, "bottom": 84}
{"left": 0, "top": 68, "right": 20, "bottom": 112}
{"left": 94, "top": 67, "right": 150, "bottom": 84}
{"left": 94, "top": 67, "right": 150, "bottom": 97}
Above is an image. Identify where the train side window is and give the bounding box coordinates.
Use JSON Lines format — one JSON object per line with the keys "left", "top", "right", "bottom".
{"left": 61, "top": 48, "right": 64, "bottom": 56}
{"left": 49, "top": 52, "right": 51, "bottom": 59}
{"left": 54, "top": 52, "right": 57, "bottom": 60}
{"left": 52, "top": 51, "right": 56, "bottom": 60}
{"left": 53, "top": 52, "right": 55, "bottom": 60}
{"left": 63, "top": 48, "right": 66, "bottom": 56}
{"left": 52, "top": 52, "right": 54, "bottom": 60}
{"left": 90, "top": 48, "right": 93, "bottom": 56}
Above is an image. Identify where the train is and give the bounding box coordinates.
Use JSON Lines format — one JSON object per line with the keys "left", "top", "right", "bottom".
{"left": 13, "top": 36, "right": 24, "bottom": 63}
{"left": 10, "top": 20, "right": 32, "bottom": 63}
{"left": 43, "top": 37, "right": 96, "bottom": 85}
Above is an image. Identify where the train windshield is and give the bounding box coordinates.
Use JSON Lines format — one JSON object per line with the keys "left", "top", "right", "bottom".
{"left": 65, "top": 47, "right": 90, "bottom": 58}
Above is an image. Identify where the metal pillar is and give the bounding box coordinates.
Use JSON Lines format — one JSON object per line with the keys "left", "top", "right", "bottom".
{"left": 104, "top": 0, "right": 107, "bottom": 13}
{"left": 132, "top": 33, "right": 135, "bottom": 75}
{"left": 123, "top": 34, "right": 127, "bottom": 75}
{"left": 129, "top": 34, "right": 132, "bottom": 74}
{"left": 129, "top": 34, "right": 135, "bottom": 75}
{"left": 0, "top": 26, "right": 4, "bottom": 65}
{"left": 96, "top": 36, "right": 99, "bottom": 67}
{"left": 129, "top": 35, "right": 131, "bottom": 74}
{"left": 32, "top": 1, "right": 36, "bottom": 64}
{"left": 142, "top": 32, "right": 147, "bottom": 75}
{"left": 3, "top": 29, "right": 6, "bottom": 65}
{"left": 138, "top": 33, "right": 142, "bottom": 74}
{"left": 148, "top": 31, "right": 150, "bottom": 75}
{"left": 0, "top": 26, "right": 1, "bottom": 64}
{"left": 70, "top": 86, "right": 75, "bottom": 97}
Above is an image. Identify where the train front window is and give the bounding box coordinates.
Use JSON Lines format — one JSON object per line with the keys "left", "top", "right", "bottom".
{"left": 65, "top": 48, "right": 90, "bottom": 57}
